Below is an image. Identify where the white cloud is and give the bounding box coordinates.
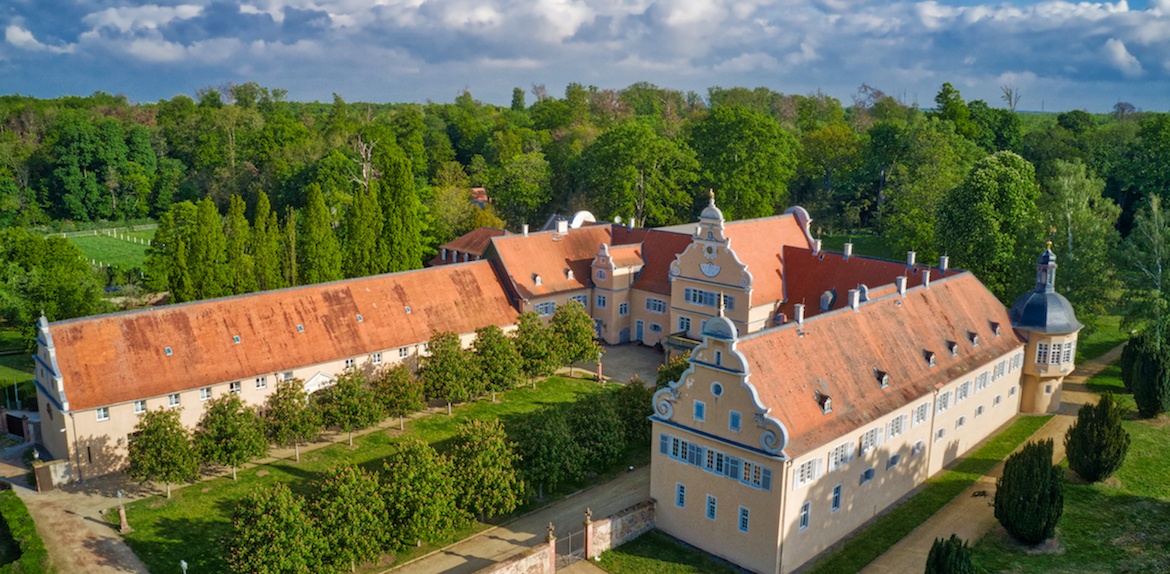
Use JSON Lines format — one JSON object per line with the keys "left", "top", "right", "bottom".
{"left": 713, "top": 52, "right": 780, "bottom": 72}
{"left": 82, "top": 5, "right": 203, "bottom": 33}
{"left": 5, "top": 25, "right": 74, "bottom": 54}
{"left": 1103, "top": 37, "right": 1143, "bottom": 76}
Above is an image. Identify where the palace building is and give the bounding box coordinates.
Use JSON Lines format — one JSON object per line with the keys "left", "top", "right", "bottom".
{"left": 31, "top": 196, "right": 1079, "bottom": 573}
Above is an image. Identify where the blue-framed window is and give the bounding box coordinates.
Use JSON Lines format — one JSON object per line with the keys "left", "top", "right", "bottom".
{"left": 729, "top": 411, "right": 741, "bottom": 431}
{"left": 694, "top": 400, "right": 706, "bottom": 422}
{"left": 706, "top": 495, "right": 717, "bottom": 520}
{"left": 887, "top": 454, "right": 902, "bottom": 469}
{"left": 831, "top": 484, "right": 842, "bottom": 512}
{"left": 676, "top": 483, "right": 686, "bottom": 507}
{"left": 799, "top": 501, "right": 811, "bottom": 530}
{"left": 861, "top": 467, "right": 876, "bottom": 485}
{"left": 738, "top": 506, "right": 750, "bottom": 532}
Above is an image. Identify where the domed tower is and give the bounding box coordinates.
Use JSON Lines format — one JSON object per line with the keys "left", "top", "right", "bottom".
{"left": 1009, "top": 243, "right": 1083, "bottom": 413}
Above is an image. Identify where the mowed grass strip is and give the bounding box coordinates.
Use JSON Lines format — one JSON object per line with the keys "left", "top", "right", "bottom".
{"left": 971, "top": 364, "right": 1170, "bottom": 574}
{"left": 597, "top": 529, "right": 744, "bottom": 574}
{"left": 68, "top": 234, "right": 149, "bottom": 268}
{"left": 1074, "top": 314, "right": 1127, "bottom": 364}
{"left": 804, "top": 414, "right": 1052, "bottom": 574}
{"left": 117, "top": 376, "right": 608, "bottom": 574}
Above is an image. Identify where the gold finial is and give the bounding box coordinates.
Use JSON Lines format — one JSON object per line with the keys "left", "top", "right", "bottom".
{"left": 709, "top": 189, "right": 715, "bottom": 200}
{"left": 1046, "top": 240, "right": 1052, "bottom": 250}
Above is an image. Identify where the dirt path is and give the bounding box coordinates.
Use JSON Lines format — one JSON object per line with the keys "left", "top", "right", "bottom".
{"left": 15, "top": 481, "right": 149, "bottom": 573}
{"left": 858, "top": 344, "right": 1125, "bottom": 574}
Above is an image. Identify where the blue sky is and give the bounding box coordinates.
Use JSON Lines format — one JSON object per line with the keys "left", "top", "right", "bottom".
{"left": 2, "top": 0, "right": 1168, "bottom": 112}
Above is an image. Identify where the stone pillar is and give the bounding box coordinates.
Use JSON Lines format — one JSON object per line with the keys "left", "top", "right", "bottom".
{"left": 584, "top": 507, "right": 596, "bottom": 559}
{"left": 546, "top": 522, "right": 556, "bottom": 574}
{"left": 0, "top": 407, "right": 7, "bottom": 435}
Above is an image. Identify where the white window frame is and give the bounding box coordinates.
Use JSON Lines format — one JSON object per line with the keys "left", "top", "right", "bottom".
{"left": 738, "top": 506, "right": 750, "bottom": 533}
{"left": 569, "top": 294, "right": 588, "bottom": 306}
{"left": 799, "top": 501, "right": 811, "bottom": 531}
{"left": 399, "top": 347, "right": 409, "bottom": 358}
{"left": 646, "top": 298, "right": 667, "bottom": 314}
{"left": 706, "top": 495, "right": 717, "bottom": 520}
{"left": 956, "top": 381, "right": 971, "bottom": 403}
{"left": 535, "top": 301, "right": 556, "bottom": 316}
{"left": 795, "top": 459, "right": 820, "bottom": 488}
{"left": 1036, "top": 342, "right": 1050, "bottom": 365}
{"left": 913, "top": 402, "right": 930, "bottom": 427}
{"left": 650, "top": 323, "right": 663, "bottom": 333}
{"left": 619, "top": 302, "right": 629, "bottom": 316}
{"left": 596, "top": 294, "right": 607, "bottom": 309}
{"left": 200, "top": 387, "right": 212, "bottom": 401}
{"left": 828, "top": 442, "right": 855, "bottom": 472}
{"left": 230, "top": 381, "right": 242, "bottom": 394}
{"left": 344, "top": 358, "right": 355, "bottom": 370}
{"left": 168, "top": 393, "right": 181, "bottom": 407}
{"left": 678, "top": 316, "right": 691, "bottom": 333}
{"left": 860, "top": 427, "right": 884, "bottom": 455}
{"left": 372, "top": 352, "right": 382, "bottom": 365}
{"left": 676, "top": 483, "right": 686, "bottom": 507}
{"left": 96, "top": 407, "right": 110, "bottom": 421}
{"left": 936, "top": 391, "right": 951, "bottom": 413}
{"left": 255, "top": 376, "right": 267, "bottom": 390}
{"left": 831, "top": 484, "right": 842, "bottom": 512}
{"left": 134, "top": 400, "right": 146, "bottom": 414}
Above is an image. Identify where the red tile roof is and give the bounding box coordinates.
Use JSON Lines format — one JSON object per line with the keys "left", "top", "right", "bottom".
{"left": 49, "top": 262, "right": 518, "bottom": 411}
{"left": 737, "top": 272, "right": 1022, "bottom": 456}
{"left": 722, "top": 215, "right": 813, "bottom": 304}
{"left": 780, "top": 247, "right": 950, "bottom": 320}
{"left": 606, "top": 244, "right": 645, "bottom": 269}
{"left": 612, "top": 227, "right": 694, "bottom": 295}
{"left": 488, "top": 226, "right": 616, "bottom": 299}
{"left": 470, "top": 187, "right": 489, "bottom": 205}
{"left": 429, "top": 227, "right": 506, "bottom": 266}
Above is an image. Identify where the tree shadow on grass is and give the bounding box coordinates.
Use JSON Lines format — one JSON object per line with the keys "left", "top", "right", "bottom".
{"left": 124, "top": 515, "right": 230, "bottom": 574}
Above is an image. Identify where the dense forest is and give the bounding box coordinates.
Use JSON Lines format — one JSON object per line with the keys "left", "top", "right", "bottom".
{"left": 1, "top": 81, "right": 1168, "bottom": 346}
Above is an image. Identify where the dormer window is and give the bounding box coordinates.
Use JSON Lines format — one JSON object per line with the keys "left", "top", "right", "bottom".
{"left": 534, "top": 274, "right": 542, "bottom": 286}
{"left": 969, "top": 331, "right": 980, "bottom": 346}
{"left": 566, "top": 268, "right": 575, "bottom": 281}
{"left": 947, "top": 341, "right": 958, "bottom": 356}
{"left": 816, "top": 391, "right": 832, "bottom": 414}
{"left": 991, "top": 322, "right": 1001, "bottom": 336}
{"left": 925, "top": 350, "right": 936, "bottom": 367}
{"left": 875, "top": 369, "right": 890, "bottom": 389}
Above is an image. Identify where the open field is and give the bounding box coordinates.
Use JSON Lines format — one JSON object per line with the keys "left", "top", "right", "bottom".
{"left": 804, "top": 414, "right": 1053, "bottom": 574}
{"left": 68, "top": 234, "right": 150, "bottom": 269}
{"left": 116, "top": 376, "right": 623, "bottom": 574}
{"left": 971, "top": 365, "right": 1170, "bottom": 573}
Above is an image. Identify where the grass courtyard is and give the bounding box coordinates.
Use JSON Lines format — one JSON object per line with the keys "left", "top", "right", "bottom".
{"left": 67, "top": 233, "right": 150, "bottom": 269}
{"left": 115, "top": 375, "right": 624, "bottom": 574}
{"left": 970, "top": 365, "right": 1170, "bottom": 573}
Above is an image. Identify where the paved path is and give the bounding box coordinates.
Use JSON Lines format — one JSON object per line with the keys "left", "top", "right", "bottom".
{"left": 390, "top": 466, "right": 650, "bottom": 574}
{"left": 859, "top": 344, "right": 1126, "bottom": 574}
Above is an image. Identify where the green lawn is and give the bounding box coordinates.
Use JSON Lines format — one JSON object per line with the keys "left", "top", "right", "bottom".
{"left": 804, "top": 414, "right": 1053, "bottom": 574}
{"left": 0, "top": 330, "right": 23, "bottom": 353}
{"left": 116, "top": 376, "right": 613, "bottom": 574}
{"left": 1075, "top": 314, "right": 1127, "bottom": 364}
{"left": 68, "top": 233, "right": 149, "bottom": 268}
{"left": 971, "top": 367, "right": 1170, "bottom": 573}
{"left": 820, "top": 233, "right": 899, "bottom": 261}
{"left": 597, "top": 529, "right": 743, "bottom": 574}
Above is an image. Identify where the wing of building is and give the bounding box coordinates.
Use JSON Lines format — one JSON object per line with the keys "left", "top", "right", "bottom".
{"left": 30, "top": 197, "right": 1081, "bottom": 574}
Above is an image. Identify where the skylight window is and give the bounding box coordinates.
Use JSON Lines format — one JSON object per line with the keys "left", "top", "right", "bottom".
{"left": 233, "top": 335, "right": 241, "bottom": 344}
{"left": 356, "top": 314, "right": 364, "bottom": 323}
{"left": 164, "top": 347, "right": 173, "bottom": 356}
{"left": 297, "top": 324, "right": 304, "bottom": 333}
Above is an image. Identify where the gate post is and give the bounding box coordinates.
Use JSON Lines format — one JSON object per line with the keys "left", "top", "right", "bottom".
{"left": 546, "top": 522, "right": 556, "bottom": 574}
{"left": 583, "top": 508, "right": 595, "bottom": 559}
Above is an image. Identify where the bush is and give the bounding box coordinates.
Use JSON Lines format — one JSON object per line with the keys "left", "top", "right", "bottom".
{"left": 0, "top": 490, "right": 51, "bottom": 573}
{"left": 994, "top": 439, "right": 1064, "bottom": 545}
{"left": 1120, "top": 332, "right": 1170, "bottom": 418}
{"left": 1065, "top": 392, "right": 1130, "bottom": 482}
{"left": 924, "top": 534, "right": 974, "bottom": 574}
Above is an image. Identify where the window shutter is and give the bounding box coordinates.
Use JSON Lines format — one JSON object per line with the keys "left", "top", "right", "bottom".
{"left": 727, "top": 457, "right": 741, "bottom": 480}
{"left": 761, "top": 468, "right": 773, "bottom": 491}
{"left": 697, "top": 446, "right": 707, "bottom": 467}
{"left": 659, "top": 433, "right": 669, "bottom": 455}
{"left": 688, "top": 443, "right": 698, "bottom": 465}
{"left": 815, "top": 458, "right": 824, "bottom": 479}
{"left": 846, "top": 442, "right": 856, "bottom": 463}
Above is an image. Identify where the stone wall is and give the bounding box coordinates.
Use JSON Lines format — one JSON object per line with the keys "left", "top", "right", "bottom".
{"left": 473, "top": 535, "right": 556, "bottom": 574}
{"left": 586, "top": 500, "right": 656, "bottom": 559}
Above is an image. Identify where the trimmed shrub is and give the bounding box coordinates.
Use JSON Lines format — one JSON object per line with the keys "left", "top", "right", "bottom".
{"left": 1065, "top": 392, "right": 1130, "bottom": 482}
{"left": 0, "top": 489, "right": 51, "bottom": 573}
{"left": 924, "top": 534, "right": 975, "bottom": 574}
{"left": 1121, "top": 332, "right": 1170, "bottom": 418}
{"left": 994, "top": 439, "right": 1064, "bottom": 545}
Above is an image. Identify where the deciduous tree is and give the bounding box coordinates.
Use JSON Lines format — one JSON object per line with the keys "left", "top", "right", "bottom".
{"left": 126, "top": 408, "right": 199, "bottom": 498}
{"left": 263, "top": 378, "right": 321, "bottom": 462}
{"left": 1119, "top": 195, "right": 1170, "bottom": 334}
{"left": 311, "top": 465, "right": 387, "bottom": 572}
{"left": 473, "top": 325, "right": 523, "bottom": 399}
{"left": 194, "top": 393, "right": 267, "bottom": 480}
{"left": 550, "top": 300, "right": 601, "bottom": 377}
{"left": 510, "top": 407, "right": 583, "bottom": 498}
{"left": 514, "top": 311, "right": 557, "bottom": 384}
{"left": 371, "top": 364, "right": 425, "bottom": 430}
{"left": 381, "top": 439, "right": 468, "bottom": 549}
{"left": 316, "top": 369, "right": 383, "bottom": 445}
{"left": 568, "top": 393, "right": 626, "bottom": 471}
{"left": 611, "top": 378, "right": 655, "bottom": 445}
{"left": 448, "top": 419, "right": 525, "bottom": 520}
{"left": 229, "top": 483, "right": 322, "bottom": 574}
{"left": 420, "top": 331, "right": 477, "bottom": 414}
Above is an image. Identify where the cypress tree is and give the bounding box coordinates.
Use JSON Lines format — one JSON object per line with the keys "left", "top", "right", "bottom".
{"left": 1121, "top": 332, "right": 1170, "bottom": 418}
{"left": 282, "top": 206, "right": 299, "bottom": 287}
{"left": 251, "top": 191, "right": 284, "bottom": 292}
{"left": 380, "top": 156, "right": 423, "bottom": 272}
{"left": 1065, "top": 392, "right": 1130, "bottom": 482}
{"left": 924, "top": 535, "right": 975, "bottom": 574}
{"left": 297, "top": 183, "right": 343, "bottom": 285}
{"left": 341, "top": 179, "right": 384, "bottom": 278}
{"left": 144, "top": 201, "right": 196, "bottom": 295}
{"left": 188, "top": 197, "right": 228, "bottom": 300}
{"left": 994, "top": 439, "right": 1064, "bottom": 545}
{"left": 223, "top": 195, "right": 257, "bottom": 295}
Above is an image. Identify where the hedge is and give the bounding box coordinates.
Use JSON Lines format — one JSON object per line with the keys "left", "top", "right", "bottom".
{"left": 0, "top": 488, "right": 51, "bottom": 573}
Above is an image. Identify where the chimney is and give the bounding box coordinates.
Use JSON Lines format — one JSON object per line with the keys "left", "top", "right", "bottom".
{"left": 922, "top": 269, "right": 932, "bottom": 288}
{"left": 844, "top": 242, "right": 853, "bottom": 260}
{"left": 848, "top": 288, "right": 860, "bottom": 311}
{"left": 896, "top": 276, "right": 907, "bottom": 296}
{"left": 695, "top": 225, "right": 702, "bottom": 236}
{"left": 907, "top": 251, "right": 916, "bottom": 267}
{"left": 813, "top": 239, "right": 822, "bottom": 255}
{"left": 627, "top": 217, "right": 636, "bottom": 231}
{"left": 939, "top": 255, "right": 949, "bottom": 274}
{"left": 522, "top": 224, "right": 529, "bottom": 237}
{"left": 794, "top": 303, "right": 805, "bottom": 326}
{"left": 557, "top": 219, "right": 569, "bottom": 234}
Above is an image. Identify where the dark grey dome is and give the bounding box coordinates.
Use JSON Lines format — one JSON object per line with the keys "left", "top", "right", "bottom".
{"left": 1010, "top": 290, "right": 1082, "bottom": 334}
{"left": 1009, "top": 245, "right": 1082, "bottom": 334}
